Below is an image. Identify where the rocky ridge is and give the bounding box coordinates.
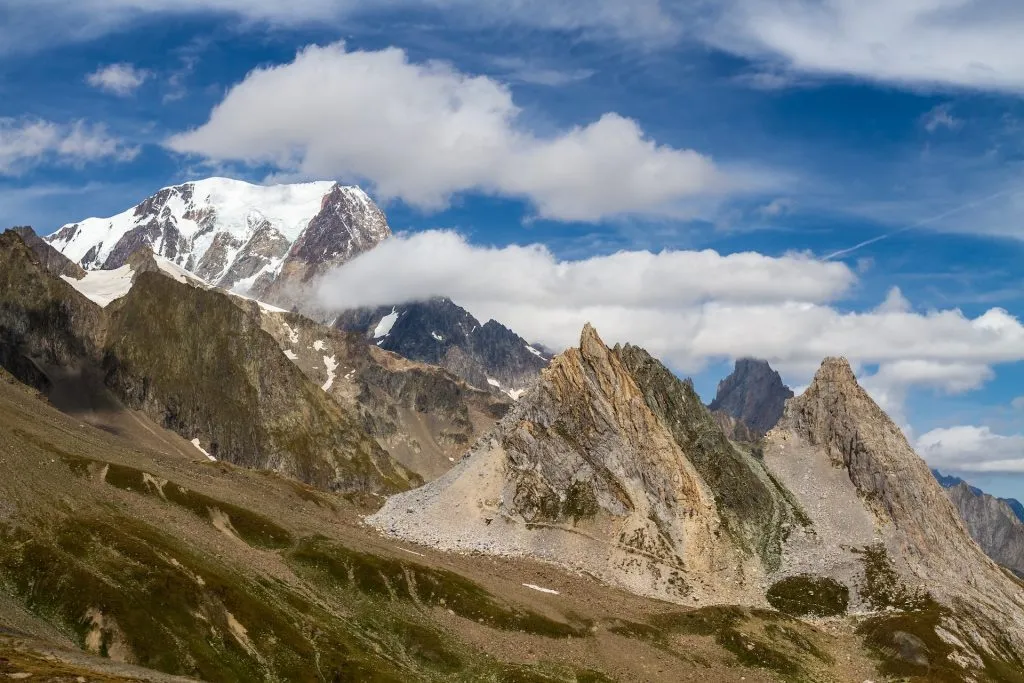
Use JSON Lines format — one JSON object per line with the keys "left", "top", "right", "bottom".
{"left": 0, "top": 229, "right": 413, "bottom": 495}
{"left": 765, "top": 357, "right": 1024, "bottom": 674}
{"left": 934, "top": 469, "right": 1024, "bottom": 523}
{"left": 46, "top": 178, "right": 390, "bottom": 304}
{"left": 255, "top": 308, "right": 512, "bottom": 481}
{"left": 945, "top": 482, "right": 1024, "bottom": 577}
{"left": 336, "top": 297, "right": 550, "bottom": 395}
{"left": 369, "top": 324, "right": 801, "bottom": 606}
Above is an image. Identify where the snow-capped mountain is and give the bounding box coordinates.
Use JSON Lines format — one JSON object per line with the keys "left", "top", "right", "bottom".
{"left": 46, "top": 177, "right": 391, "bottom": 303}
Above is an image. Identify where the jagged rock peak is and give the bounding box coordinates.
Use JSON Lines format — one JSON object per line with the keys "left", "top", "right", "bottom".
{"left": 578, "top": 322, "right": 606, "bottom": 360}
{"left": 369, "top": 323, "right": 802, "bottom": 605}
{"left": 709, "top": 356, "right": 793, "bottom": 436}
{"left": 811, "top": 356, "right": 857, "bottom": 385}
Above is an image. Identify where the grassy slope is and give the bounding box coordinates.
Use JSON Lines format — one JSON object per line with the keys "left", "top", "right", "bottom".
{"left": 0, "top": 367, "right": 885, "bottom": 682}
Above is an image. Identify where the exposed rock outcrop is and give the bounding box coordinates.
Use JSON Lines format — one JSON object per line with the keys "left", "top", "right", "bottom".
{"left": 709, "top": 358, "right": 793, "bottom": 436}
{"left": 336, "top": 297, "right": 549, "bottom": 395}
{"left": 0, "top": 230, "right": 414, "bottom": 495}
{"left": 10, "top": 227, "right": 86, "bottom": 280}
{"left": 256, "top": 309, "right": 511, "bottom": 481}
{"left": 368, "top": 325, "right": 800, "bottom": 605}
{"left": 765, "top": 358, "right": 1024, "bottom": 674}
{"left": 260, "top": 184, "right": 390, "bottom": 307}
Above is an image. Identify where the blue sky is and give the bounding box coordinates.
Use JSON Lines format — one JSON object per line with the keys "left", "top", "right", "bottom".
{"left": 2, "top": 1, "right": 1024, "bottom": 499}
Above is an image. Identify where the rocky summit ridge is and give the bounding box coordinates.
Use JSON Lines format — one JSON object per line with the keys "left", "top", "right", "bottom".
{"left": 369, "top": 324, "right": 802, "bottom": 606}
{"left": 336, "top": 297, "right": 550, "bottom": 395}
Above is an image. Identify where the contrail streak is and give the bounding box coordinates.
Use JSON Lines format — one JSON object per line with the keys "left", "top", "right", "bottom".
{"left": 821, "top": 188, "right": 1015, "bottom": 261}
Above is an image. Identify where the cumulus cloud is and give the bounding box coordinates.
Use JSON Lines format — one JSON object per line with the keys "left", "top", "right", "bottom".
{"left": 708, "top": 0, "right": 1024, "bottom": 93}
{"left": 86, "top": 63, "right": 149, "bottom": 96}
{"left": 316, "top": 230, "right": 1024, "bottom": 395}
{"left": 0, "top": 119, "right": 137, "bottom": 176}
{"left": 1013, "top": 396, "right": 1024, "bottom": 410}
{"left": 166, "top": 42, "right": 753, "bottom": 221}
{"left": 916, "top": 426, "right": 1024, "bottom": 473}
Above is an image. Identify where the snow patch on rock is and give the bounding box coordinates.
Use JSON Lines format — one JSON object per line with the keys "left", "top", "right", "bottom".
{"left": 374, "top": 308, "right": 399, "bottom": 339}
{"left": 61, "top": 265, "right": 134, "bottom": 307}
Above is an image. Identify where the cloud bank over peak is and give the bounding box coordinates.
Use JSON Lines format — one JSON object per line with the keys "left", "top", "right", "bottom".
{"left": 316, "top": 230, "right": 1024, "bottom": 402}
{"left": 166, "top": 42, "right": 766, "bottom": 222}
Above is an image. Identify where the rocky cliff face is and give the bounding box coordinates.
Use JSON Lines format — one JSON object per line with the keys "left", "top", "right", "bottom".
{"left": 368, "top": 325, "right": 800, "bottom": 605}
{"left": 255, "top": 308, "right": 511, "bottom": 481}
{"left": 335, "top": 297, "right": 549, "bottom": 395}
{"left": 10, "top": 227, "right": 87, "bottom": 280}
{"left": 709, "top": 358, "right": 793, "bottom": 436}
{"left": 0, "top": 230, "right": 414, "bottom": 495}
{"left": 764, "top": 358, "right": 1024, "bottom": 675}
{"left": 260, "top": 184, "right": 390, "bottom": 307}
{"left": 945, "top": 482, "right": 1024, "bottom": 576}
{"left": 46, "top": 178, "right": 390, "bottom": 301}
{"left": 0, "top": 230, "right": 105, "bottom": 392}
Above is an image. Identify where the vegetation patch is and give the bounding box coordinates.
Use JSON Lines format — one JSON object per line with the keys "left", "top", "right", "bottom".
{"left": 855, "top": 545, "right": 932, "bottom": 611}
{"left": 766, "top": 575, "right": 849, "bottom": 617}
{"left": 288, "top": 536, "right": 590, "bottom": 638}
{"left": 0, "top": 516, "right": 414, "bottom": 682}
{"left": 59, "top": 453, "right": 293, "bottom": 550}
{"left": 623, "top": 606, "right": 835, "bottom": 682}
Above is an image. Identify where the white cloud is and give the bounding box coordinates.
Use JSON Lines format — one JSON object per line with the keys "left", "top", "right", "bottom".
{"left": 166, "top": 42, "right": 753, "bottom": 221}
{"left": 859, "top": 359, "right": 994, "bottom": 429}
{"left": 916, "top": 426, "right": 1024, "bottom": 473}
{"left": 708, "top": 0, "right": 1024, "bottom": 93}
{"left": 875, "top": 286, "right": 912, "bottom": 314}
{"left": 922, "top": 103, "right": 961, "bottom": 133}
{"left": 316, "top": 231, "right": 1024, "bottom": 391}
{"left": 759, "top": 197, "right": 794, "bottom": 217}
{"left": 1013, "top": 396, "right": 1024, "bottom": 410}
{"left": 0, "top": 0, "right": 681, "bottom": 53}
{"left": 86, "top": 63, "right": 149, "bottom": 96}
{"left": 0, "top": 119, "right": 137, "bottom": 176}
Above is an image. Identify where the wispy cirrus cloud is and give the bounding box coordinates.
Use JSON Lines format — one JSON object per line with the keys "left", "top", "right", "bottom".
{"left": 0, "top": 0, "right": 683, "bottom": 53}
{"left": 707, "top": 0, "right": 1024, "bottom": 93}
